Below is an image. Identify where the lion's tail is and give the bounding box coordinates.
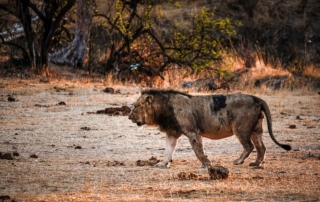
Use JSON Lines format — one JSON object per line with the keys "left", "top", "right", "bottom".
{"left": 255, "top": 96, "right": 292, "bottom": 151}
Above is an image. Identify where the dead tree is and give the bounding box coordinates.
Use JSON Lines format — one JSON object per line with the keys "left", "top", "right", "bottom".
{"left": 48, "top": 0, "right": 95, "bottom": 68}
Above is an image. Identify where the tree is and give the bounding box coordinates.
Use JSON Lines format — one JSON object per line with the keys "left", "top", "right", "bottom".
{"left": 48, "top": 0, "right": 95, "bottom": 68}
{"left": 0, "top": 0, "right": 36, "bottom": 67}
{"left": 95, "top": 0, "right": 238, "bottom": 79}
{"left": 0, "top": 0, "right": 76, "bottom": 74}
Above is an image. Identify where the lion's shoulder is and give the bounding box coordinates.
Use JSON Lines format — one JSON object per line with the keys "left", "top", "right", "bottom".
{"left": 141, "top": 89, "right": 192, "bottom": 98}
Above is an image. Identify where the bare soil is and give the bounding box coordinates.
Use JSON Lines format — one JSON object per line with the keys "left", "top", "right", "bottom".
{"left": 0, "top": 78, "right": 319, "bottom": 201}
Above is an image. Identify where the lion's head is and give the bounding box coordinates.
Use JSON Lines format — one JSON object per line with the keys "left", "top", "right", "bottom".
{"left": 128, "top": 94, "right": 155, "bottom": 126}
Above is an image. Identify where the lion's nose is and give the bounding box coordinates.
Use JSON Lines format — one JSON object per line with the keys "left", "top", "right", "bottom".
{"left": 137, "top": 122, "right": 142, "bottom": 126}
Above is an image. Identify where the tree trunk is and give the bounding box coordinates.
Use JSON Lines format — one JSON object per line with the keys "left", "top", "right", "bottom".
{"left": 48, "top": 0, "right": 94, "bottom": 68}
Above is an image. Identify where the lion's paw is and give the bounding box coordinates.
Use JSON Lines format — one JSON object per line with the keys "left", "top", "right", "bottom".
{"left": 249, "top": 161, "right": 262, "bottom": 167}
{"left": 200, "top": 162, "right": 211, "bottom": 168}
{"left": 156, "top": 161, "right": 169, "bottom": 168}
{"left": 233, "top": 159, "right": 244, "bottom": 165}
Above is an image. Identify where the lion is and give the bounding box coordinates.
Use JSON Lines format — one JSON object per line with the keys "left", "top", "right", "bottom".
{"left": 128, "top": 89, "right": 291, "bottom": 168}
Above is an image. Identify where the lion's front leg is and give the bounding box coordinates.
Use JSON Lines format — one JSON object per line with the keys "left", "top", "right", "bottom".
{"left": 156, "top": 134, "right": 179, "bottom": 168}
{"left": 185, "top": 132, "right": 212, "bottom": 168}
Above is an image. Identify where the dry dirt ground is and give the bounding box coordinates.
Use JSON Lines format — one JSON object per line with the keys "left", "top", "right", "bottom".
{"left": 0, "top": 78, "right": 319, "bottom": 202}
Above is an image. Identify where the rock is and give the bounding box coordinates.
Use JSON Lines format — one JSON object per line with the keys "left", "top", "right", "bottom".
{"left": 208, "top": 165, "right": 229, "bottom": 180}
{"left": 182, "top": 78, "right": 218, "bottom": 92}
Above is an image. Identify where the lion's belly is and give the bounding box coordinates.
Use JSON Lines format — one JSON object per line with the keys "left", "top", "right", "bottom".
{"left": 201, "top": 131, "right": 234, "bottom": 140}
{"left": 198, "top": 114, "right": 234, "bottom": 140}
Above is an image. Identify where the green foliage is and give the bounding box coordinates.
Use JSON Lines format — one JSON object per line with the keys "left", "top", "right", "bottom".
{"left": 114, "top": 0, "right": 153, "bottom": 39}
{"left": 115, "top": 0, "right": 131, "bottom": 38}
{"left": 173, "top": 2, "right": 181, "bottom": 8}
{"left": 0, "top": 45, "right": 6, "bottom": 54}
{"left": 167, "top": 7, "right": 238, "bottom": 72}
{"left": 95, "top": 1, "right": 240, "bottom": 79}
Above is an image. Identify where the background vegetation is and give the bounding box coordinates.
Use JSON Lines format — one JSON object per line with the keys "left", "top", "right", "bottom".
{"left": 0, "top": 0, "right": 319, "bottom": 89}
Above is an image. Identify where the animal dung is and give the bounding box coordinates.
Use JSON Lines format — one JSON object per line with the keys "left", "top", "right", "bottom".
{"left": 0, "top": 152, "right": 13, "bottom": 160}
{"left": 136, "top": 156, "right": 160, "bottom": 166}
{"left": 96, "top": 106, "right": 131, "bottom": 116}
{"left": 208, "top": 165, "right": 230, "bottom": 180}
{"left": 7, "top": 96, "right": 15, "bottom": 102}
{"left": 177, "top": 172, "right": 200, "bottom": 180}
{"left": 103, "top": 87, "right": 114, "bottom": 93}
{"left": 80, "top": 126, "right": 91, "bottom": 131}
{"left": 288, "top": 124, "right": 297, "bottom": 129}
{"left": 30, "top": 154, "right": 38, "bottom": 158}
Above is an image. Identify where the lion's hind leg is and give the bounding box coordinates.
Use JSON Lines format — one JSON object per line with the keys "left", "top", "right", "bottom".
{"left": 249, "top": 118, "right": 266, "bottom": 166}
{"left": 233, "top": 134, "right": 254, "bottom": 165}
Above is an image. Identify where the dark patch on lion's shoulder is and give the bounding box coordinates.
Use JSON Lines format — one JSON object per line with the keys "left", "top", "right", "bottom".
{"left": 210, "top": 95, "right": 227, "bottom": 115}
{"left": 141, "top": 89, "right": 192, "bottom": 98}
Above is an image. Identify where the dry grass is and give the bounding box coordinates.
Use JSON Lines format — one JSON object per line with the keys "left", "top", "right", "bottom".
{"left": 0, "top": 77, "right": 319, "bottom": 201}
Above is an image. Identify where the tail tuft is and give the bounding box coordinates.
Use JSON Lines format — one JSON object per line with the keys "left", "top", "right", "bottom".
{"left": 281, "top": 144, "right": 292, "bottom": 151}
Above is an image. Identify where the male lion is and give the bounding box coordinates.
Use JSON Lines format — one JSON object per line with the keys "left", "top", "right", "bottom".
{"left": 129, "top": 90, "right": 291, "bottom": 168}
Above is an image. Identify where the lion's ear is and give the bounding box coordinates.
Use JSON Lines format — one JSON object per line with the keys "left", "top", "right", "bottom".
{"left": 146, "top": 95, "right": 154, "bottom": 104}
